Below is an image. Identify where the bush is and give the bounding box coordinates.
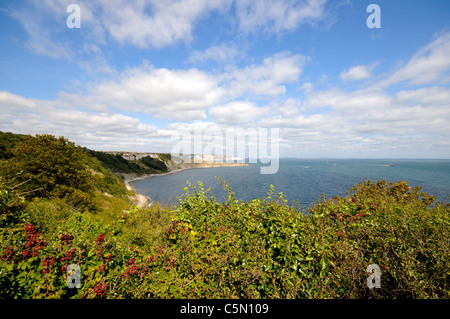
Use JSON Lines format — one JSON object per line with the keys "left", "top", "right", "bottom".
{"left": 308, "top": 179, "right": 449, "bottom": 298}
{"left": 0, "top": 178, "right": 27, "bottom": 227}
{"left": 0, "top": 178, "right": 448, "bottom": 299}
{"left": 141, "top": 156, "right": 168, "bottom": 172}
{"left": 0, "top": 131, "right": 25, "bottom": 160}
{"left": 0, "top": 134, "right": 95, "bottom": 210}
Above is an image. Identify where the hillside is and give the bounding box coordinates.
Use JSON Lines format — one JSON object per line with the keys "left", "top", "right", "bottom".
{"left": 84, "top": 149, "right": 170, "bottom": 176}
{"left": 84, "top": 147, "right": 247, "bottom": 185}
{"left": 0, "top": 132, "right": 449, "bottom": 300}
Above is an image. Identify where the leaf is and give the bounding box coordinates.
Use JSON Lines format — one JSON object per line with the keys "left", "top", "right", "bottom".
{"left": 20, "top": 261, "right": 28, "bottom": 271}
{"left": 321, "top": 258, "right": 326, "bottom": 270}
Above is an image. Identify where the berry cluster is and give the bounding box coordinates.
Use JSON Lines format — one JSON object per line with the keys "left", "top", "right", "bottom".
{"left": 95, "top": 234, "right": 105, "bottom": 246}
{"left": 92, "top": 282, "right": 108, "bottom": 298}
{"left": 23, "top": 223, "right": 47, "bottom": 260}
{"left": 59, "top": 247, "right": 77, "bottom": 272}
{"left": 59, "top": 233, "right": 74, "bottom": 246}
{"left": 146, "top": 246, "right": 165, "bottom": 265}
{"left": 41, "top": 255, "right": 56, "bottom": 274}
{"left": 1, "top": 247, "right": 15, "bottom": 261}
{"left": 166, "top": 225, "right": 175, "bottom": 239}
{"left": 218, "top": 226, "right": 227, "bottom": 233}
{"left": 165, "top": 255, "right": 177, "bottom": 270}
{"left": 122, "top": 257, "right": 139, "bottom": 278}
{"left": 94, "top": 234, "right": 106, "bottom": 259}
{"left": 328, "top": 199, "right": 380, "bottom": 223}
{"left": 125, "top": 257, "right": 135, "bottom": 266}
{"left": 166, "top": 220, "right": 191, "bottom": 242}
{"left": 97, "top": 253, "right": 112, "bottom": 274}
{"left": 24, "top": 223, "right": 37, "bottom": 236}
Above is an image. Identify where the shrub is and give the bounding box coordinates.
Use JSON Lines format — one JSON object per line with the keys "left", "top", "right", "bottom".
{"left": 0, "top": 178, "right": 448, "bottom": 299}
{"left": 0, "top": 178, "right": 27, "bottom": 227}
{"left": 0, "top": 134, "right": 95, "bottom": 210}
{"left": 141, "top": 156, "right": 168, "bottom": 172}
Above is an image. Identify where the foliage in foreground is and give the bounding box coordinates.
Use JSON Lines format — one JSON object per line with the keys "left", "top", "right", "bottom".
{"left": 1, "top": 176, "right": 448, "bottom": 299}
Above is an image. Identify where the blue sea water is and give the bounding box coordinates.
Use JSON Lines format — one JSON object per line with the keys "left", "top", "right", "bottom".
{"left": 131, "top": 159, "right": 450, "bottom": 208}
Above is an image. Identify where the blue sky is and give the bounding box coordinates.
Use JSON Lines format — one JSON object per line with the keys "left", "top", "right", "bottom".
{"left": 0, "top": 0, "right": 449, "bottom": 158}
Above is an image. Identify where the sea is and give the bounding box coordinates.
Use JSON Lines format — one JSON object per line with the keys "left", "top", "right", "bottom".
{"left": 131, "top": 159, "right": 450, "bottom": 208}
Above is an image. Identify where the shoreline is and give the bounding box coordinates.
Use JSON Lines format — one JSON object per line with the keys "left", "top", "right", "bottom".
{"left": 124, "top": 178, "right": 153, "bottom": 208}
{"left": 121, "top": 162, "right": 248, "bottom": 208}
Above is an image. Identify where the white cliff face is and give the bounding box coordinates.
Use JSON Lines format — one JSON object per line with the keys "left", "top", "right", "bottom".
{"left": 165, "top": 155, "right": 247, "bottom": 170}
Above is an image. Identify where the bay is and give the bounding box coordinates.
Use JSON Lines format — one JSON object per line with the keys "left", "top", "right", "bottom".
{"left": 131, "top": 159, "right": 450, "bottom": 208}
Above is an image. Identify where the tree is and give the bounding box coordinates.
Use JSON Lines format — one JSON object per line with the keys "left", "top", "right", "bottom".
{"left": 1, "top": 134, "right": 95, "bottom": 210}
{"left": 0, "top": 131, "right": 25, "bottom": 160}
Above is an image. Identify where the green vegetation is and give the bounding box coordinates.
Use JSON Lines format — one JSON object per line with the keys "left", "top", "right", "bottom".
{"left": 85, "top": 149, "right": 148, "bottom": 174}
{"left": 0, "top": 131, "right": 25, "bottom": 160}
{"left": 0, "top": 134, "right": 97, "bottom": 211}
{"left": 85, "top": 149, "right": 169, "bottom": 175}
{"left": 140, "top": 156, "right": 168, "bottom": 172}
{"left": 0, "top": 132, "right": 449, "bottom": 299}
{"left": 157, "top": 153, "right": 172, "bottom": 163}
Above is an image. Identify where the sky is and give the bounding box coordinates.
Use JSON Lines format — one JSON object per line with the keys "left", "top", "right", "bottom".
{"left": 0, "top": 0, "right": 449, "bottom": 159}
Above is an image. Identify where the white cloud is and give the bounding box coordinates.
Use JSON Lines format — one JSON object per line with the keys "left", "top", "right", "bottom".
{"left": 260, "top": 112, "right": 332, "bottom": 129}
{"left": 235, "top": 0, "right": 328, "bottom": 33}
{"left": 84, "top": 63, "right": 224, "bottom": 121}
{"left": 189, "top": 42, "right": 242, "bottom": 64}
{"left": 0, "top": 91, "right": 159, "bottom": 150}
{"left": 209, "top": 101, "right": 264, "bottom": 124}
{"left": 12, "top": 0, "right": 329, "bottom": 53}
{"left": 39, "top": 53, "right": 306, "bottom": 125}
{"left": 258, "top": 67, "right": 450, "bottom": 156}
{"left": 300, "top": 82, "right": 314, "bottom": 93}
{"left": 0, "top": 91, "right": 40, "bottom": 111}
{"left": 7, "top": 3, "right": 76, "bottom": 60}
{"left": 96, "top": 0, "right": 232, "bottom": 48}
{"left": 340, "top": 64, "right": 375, "bottom": 81}
{"left": 59, "top": 52, "right": 307, "bottom": 124}
{"left": 396, "top": 87, "right": 450, "bottom": 106}
{"left": 384, "top": 31, "right": 450, "bottom": 86}
{"left": 8, "top": 0, "right": 234, "bottom": 69}
{"left": 225, "top": 52, "right": 306, "bottom": 98}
